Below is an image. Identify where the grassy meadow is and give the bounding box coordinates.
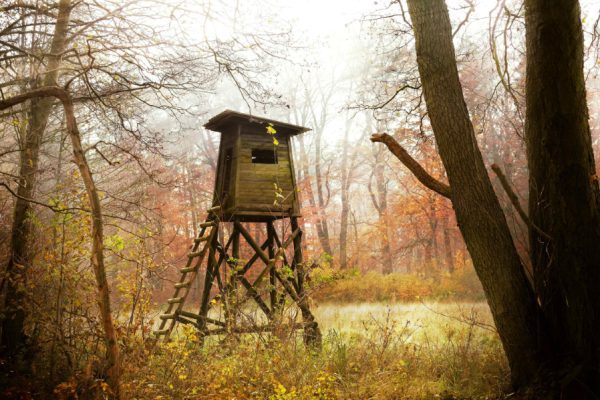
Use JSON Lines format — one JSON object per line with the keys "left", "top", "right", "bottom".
{"left": 121, "top": 299, "right": 508, "bottom": 399}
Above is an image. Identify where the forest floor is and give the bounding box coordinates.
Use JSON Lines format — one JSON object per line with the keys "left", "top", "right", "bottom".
{"left": 122, "top": 301, "right": 508, "bottom": 399}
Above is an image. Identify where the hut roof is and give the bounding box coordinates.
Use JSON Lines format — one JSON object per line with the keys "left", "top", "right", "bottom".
{"left": 203, "top": 110, "right": 310, "bottom": 136}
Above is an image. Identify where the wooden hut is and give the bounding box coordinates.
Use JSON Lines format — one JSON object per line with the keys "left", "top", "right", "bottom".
{"left": 204, "top": 110, "right": 308, "bottom": 221}
{"left": 155, "top": 110, "right": 321, "bottom": 346}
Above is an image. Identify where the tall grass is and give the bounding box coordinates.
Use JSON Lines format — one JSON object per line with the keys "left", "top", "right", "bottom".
{"left": 122, "top": 302, "right": 507, "bottom": 399}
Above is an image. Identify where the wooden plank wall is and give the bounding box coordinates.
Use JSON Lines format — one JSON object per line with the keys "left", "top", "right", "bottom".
{"left": 235, "top": 129, "right": 296, "bottom": 211}
{"left": 213, "top": 127, "right": 238, "bottom": 209}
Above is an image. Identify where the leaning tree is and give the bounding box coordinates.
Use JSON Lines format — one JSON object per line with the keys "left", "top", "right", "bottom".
{"left": 372, "top": 0, "right": 600, "bottom": 397}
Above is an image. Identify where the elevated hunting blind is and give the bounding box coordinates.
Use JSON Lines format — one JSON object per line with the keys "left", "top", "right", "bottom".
{"left": 205, "top": 110, "right": 306, "bottom": 221}
{"left": 155, "top": 110, "right": 321, "bottom": 346}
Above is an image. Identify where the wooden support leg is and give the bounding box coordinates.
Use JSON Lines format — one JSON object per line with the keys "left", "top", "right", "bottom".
{"left": 197, "top": 235, "right": 218, "bottom": 336}
{"left": 291, "top": 217, "right": 322, "bottom": 348}
{"left": 267, "top": 221, "right": 278, "bottom": 314}
{"left": 176, "top": 219, "right": 321, "bottom": 346}
{"left": 224, "top": 222, "right": 240, "bottom": 330}
{"left": 271, "top": 227, "right": 300, "bottom": 293}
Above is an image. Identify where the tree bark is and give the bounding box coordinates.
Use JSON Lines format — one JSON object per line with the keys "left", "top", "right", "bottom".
{"left": 1, "top": 0, "right": 71, "bottom": 361}
{"left": 525, "top": 0, "right": 600, "bottom": 396}
{"left": 404, "top": 0, "right": 542, "bottom": 388}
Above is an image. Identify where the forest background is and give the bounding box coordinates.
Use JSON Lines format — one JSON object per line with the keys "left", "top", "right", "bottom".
{"left": 1, "top": 0, "right": 599, "bottom": 398}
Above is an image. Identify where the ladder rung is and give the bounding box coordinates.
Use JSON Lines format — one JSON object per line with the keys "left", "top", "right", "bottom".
{"left": 174, "top": 282, "right": 191, "bottom": 289}
{"left": 154, "top": 329, "right": 169, "bottom": 335}
{"left": 160, "top": 313, "right": 177, "bottom": 320}
{"left": 200, "top": 221, "right": 215, "bottom": 228}
{"left": 207, "top": 205, "right": 221, "bottom": 213}
{"left": 179, "top": 310, "right": 201, "bottom": 320}
{"left": 167, "top": 297, "right": 184, "bottom": 304}
{"left": 188, "top": 250, "right": 203, "bottom": 258}
{"left": 194, "top": 237, "right": 209, "bottom": 244}
{"left": 180, "top": 266, "right": 197, "bottom": 273}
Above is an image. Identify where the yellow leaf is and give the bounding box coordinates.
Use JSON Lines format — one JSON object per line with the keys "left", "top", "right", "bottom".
{"left": 266, "top": 123, "right": 277, "bottom": 135}
{"left": 273, "top": 138, "right": 279, "bottom": 146}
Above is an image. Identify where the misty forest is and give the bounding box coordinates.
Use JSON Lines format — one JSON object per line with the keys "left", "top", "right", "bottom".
{"left": 1, "top": 0, "right": 600, "bottom": 399}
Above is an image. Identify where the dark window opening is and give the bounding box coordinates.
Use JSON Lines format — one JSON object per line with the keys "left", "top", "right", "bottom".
{"left": 251, "top": 149, "right": 277, "bottom": 164}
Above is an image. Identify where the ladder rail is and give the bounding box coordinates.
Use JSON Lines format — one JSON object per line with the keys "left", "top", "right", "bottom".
{"left": 155, "top": 217, "right": 219, "bottom": 338}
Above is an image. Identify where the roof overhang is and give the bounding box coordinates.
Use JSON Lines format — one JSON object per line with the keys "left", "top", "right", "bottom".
{"left": 203, "top": 110, "right": 310, "bottom": 136}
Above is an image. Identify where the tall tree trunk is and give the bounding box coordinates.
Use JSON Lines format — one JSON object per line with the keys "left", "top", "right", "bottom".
{"left": 405, "top": 247, "right": 413, "bottom": 274}
{"left": 369, "top": 146, "right": 394, "bottom": 274}
{"left": 525, "top": 0, "right": 600, "bottom": 396}
{"left": 443, "top": 217, "right": 454, "bottom": 273}
{"left": 184, "top": 162, "right": 199, "bottom": 238}
{"left": 405, "top": 0, "right": 542, "bottom": 387}
{"left": 427, "top": 200, "right": 439, "bottom": 277}
{"left": 1, "top": 0, "right": 71, "bottom": 361}
{"left": 339, "top": 128, "right": 350, "bottom": 269}
{"left": 339, "top": 116, "right": 358, "bottom": 269}
{"left": 374, "top": 154, "right": 394, "bottom": 274}
{"left": 306, "top": 84, "right": 334, "bottom": 257}
{"left": 313, "top": 130, "right": 333, "bottom": 255}
{"left": 350, "top": 210, "right": 360, "bottom": 265}
{"left": 423, "top": 239, "right": 433, "bottom": 275}
{"left": 63, "top": 93, "right": 121, "bottom": 399}
{"left": 381, "top": 213, "right": 393, "bottom": 274}
{"left": 297, "top": 135, "right": 332, "bottom": 255}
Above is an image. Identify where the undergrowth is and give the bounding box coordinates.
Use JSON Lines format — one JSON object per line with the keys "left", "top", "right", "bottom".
{"left": 122, "top": 306, "right": 507, "bottom": 399}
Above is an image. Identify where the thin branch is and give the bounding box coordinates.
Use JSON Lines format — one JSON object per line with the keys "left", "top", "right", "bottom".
{"left": 0, "top": 182, "right": 86, "bottom": 213}
{"left": 490, "top": 163, "right": 551, "bottom": 240}
{"left": 452, "top": 0, "right": 474, "bottom": 37}
{"left": 356, "top": 83, "right": 421, "bottom": 110}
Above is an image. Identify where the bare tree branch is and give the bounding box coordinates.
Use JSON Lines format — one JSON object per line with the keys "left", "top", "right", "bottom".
{"left": 490, "top": 163, "right": 551, "bottom": 240}
{"left": 370, "top": 132, "right": 451, "bottom": 199}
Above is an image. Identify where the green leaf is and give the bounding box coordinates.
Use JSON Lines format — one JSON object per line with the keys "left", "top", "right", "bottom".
{"left": 105, "top": 234, "right": 125, "bottom": 252}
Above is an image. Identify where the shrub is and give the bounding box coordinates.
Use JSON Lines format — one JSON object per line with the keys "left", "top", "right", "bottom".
{"left": 310, "top": 268, "right": 485, "bottom": 304}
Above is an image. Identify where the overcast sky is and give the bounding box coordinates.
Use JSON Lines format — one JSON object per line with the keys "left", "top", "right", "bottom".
{"left": 172, "top": 0, "right": 599, "bottom": 144}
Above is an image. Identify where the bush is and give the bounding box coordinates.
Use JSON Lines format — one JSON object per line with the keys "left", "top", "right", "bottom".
{"left": 310, "top": 268, "right": 485, "bottom": 304}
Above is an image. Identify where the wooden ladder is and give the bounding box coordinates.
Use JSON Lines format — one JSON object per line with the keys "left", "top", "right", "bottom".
{"left": 153, "top": 205, "right": 221, "bottom": 339}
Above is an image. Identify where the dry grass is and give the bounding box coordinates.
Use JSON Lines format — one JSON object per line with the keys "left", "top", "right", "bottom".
{"left": 123, "top": 302, "right": 508, "bottom": 399}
